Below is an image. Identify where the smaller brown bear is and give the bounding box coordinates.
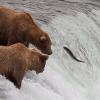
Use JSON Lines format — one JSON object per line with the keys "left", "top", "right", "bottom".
{"left": 0, "top": 43, "right": 48, "bottom": 89}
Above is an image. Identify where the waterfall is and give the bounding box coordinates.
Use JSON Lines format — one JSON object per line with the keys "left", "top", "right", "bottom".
{"left": 0, "top": 0, "right": 100, "bottom": 100}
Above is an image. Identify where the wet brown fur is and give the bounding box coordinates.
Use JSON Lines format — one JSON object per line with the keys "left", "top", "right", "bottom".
{"left": 0, "top": 6, "right": 52, "bottom": 55}
{"left": 0, "top": 43, "right": 48, "bottom": 89}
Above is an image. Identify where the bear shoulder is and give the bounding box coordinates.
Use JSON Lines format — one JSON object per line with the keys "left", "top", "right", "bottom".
{"left": 10, "top": 43, "right": 27, "bottom": 51}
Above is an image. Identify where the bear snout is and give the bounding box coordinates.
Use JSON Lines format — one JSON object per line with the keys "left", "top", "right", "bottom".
{"left": 42, "top": 49, "right": 52, "bottom": 55}
{"left": 36, "top": 68, "right": 44, "bottom": 74}
{"left": 48, "top": 50, "right": 52, "bottom": 55}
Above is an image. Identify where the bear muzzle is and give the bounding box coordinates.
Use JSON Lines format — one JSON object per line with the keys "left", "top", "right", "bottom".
{"left": 36, "top": 68, "right": 44, "bottom": 74}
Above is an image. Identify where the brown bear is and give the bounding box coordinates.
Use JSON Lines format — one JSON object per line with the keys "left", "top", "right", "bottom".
{"left": 0, "top": 43, "right": 48, "bottom": 89}
{"left": 0, "top": 6, "right": 52, "bottom": 55}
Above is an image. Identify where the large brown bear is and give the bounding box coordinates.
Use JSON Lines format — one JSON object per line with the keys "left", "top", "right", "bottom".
{"left": 0, "top": 43, "right": 48, "bottom": 89}
{"left": 0, "top": 6, "right": 52, "bottom": 55}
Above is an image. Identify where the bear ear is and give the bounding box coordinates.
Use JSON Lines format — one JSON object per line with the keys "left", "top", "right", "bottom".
{"left": 41, "top": 54, "right": 49, "bottom": 61}
{"left": 40, "top": 36, "right": 46, "bottom": 42}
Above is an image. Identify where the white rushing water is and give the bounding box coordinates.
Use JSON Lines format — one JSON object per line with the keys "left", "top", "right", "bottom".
{"left": 0, "top": 0, "right": 100, "bottom": 100}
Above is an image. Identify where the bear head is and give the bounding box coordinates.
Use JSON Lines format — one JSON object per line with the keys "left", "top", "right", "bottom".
{"left": 15, "top": 12, "right": 52, "bottom": 55}
{"left": 29, "top": 48, "right": 49, "bottom": 73}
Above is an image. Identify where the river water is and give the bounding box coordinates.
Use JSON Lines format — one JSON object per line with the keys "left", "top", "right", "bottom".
{"left": 0, "top": 0, "right": 100, "bottom": 100}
